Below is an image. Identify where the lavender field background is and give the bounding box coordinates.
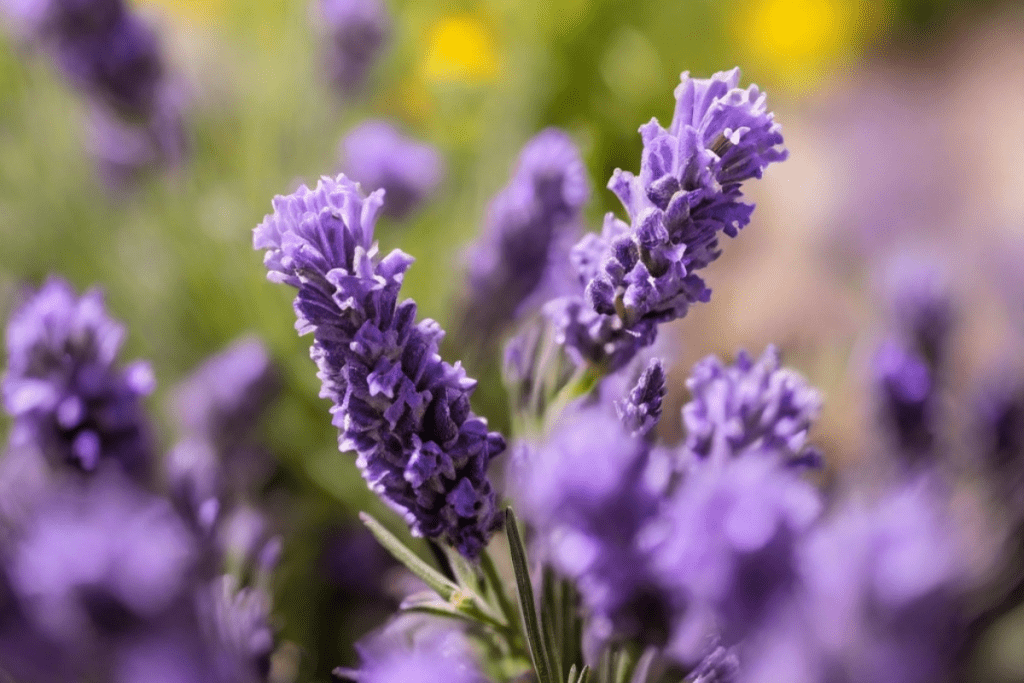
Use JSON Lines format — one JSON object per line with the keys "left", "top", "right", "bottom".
{"left": 2, "top": 0, "right": 1024, "bottom": 681}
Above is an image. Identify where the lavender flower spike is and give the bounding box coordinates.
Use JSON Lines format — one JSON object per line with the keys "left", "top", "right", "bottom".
{"left": 682, "top": 346, "right": 822, "bottom": 468}
{"left": 254, "top": 175, "right": 505, "bottom": 558}
{"left": 341, "top": 120, "right": 443, "bottom": 220}
{"left": 584, "top": 69, "right": 786, "bottom": 329}
{"left": 2, "top": 276, "right": 154, "bottom": 479}
{"left": 615, "top": 357, "right": 666, "bottom": 437}
{"left": 463, "top": 128, "right": 590, "bottom": 344}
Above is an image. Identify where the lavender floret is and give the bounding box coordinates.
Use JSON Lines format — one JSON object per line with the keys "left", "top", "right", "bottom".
{"left": 615, "top": 357, "right": 667, "bottom": 438}
{"left": 682, "top": 346, "right": 822, "bottom": 467}
{"left": 583, "top": 68, "right": 786, "bottom": 330}
{"left": 2, "top": 277, "right": 155, "bottom": 479}
{"left": 463, "top": 128, "right": 590, "bottom": 343}
{"left": 254, "top": 175, "right": 505, "bottom": 558}
{"left": 341, "top": 120, "right": 443, "bottom": 220}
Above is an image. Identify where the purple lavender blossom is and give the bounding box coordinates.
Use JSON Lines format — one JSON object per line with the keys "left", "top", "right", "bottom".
{"left": 682, "top": 346, "right": 822, "bottom": 468}
{"left": 314, "top": 0, "right": 389, "bottom": 97}
{"left": 543, "top": 293, "right": 656, "bottom": 371}
{"left": 170, "top": 337, "right": 279, "bottom": 448}
{"left": 745, "top": 480, "right": 967, "bottom": 683}
{"left": 344, "top": 615, "right": 486, "bottom": 683}
{"left": 86, "top": 91, "right": 188, "bottom": 189}
{"left": 883, "top": 254, "right": 955, "bottom": 371}
{"left": 463, "top": 128, "right": 590, "bottom": 344}
{"left": 650, "top": 456, "right": 822, "bottom": 664}
{"left": 873, "top": 338, "right": 935, "bottom": 459}
{"left": 615, "top": 357, "right": 667, "bottom": 438}
{"left": 8, "top": 471, "right": 196, "bottom": 658}
{"left": 691, "top": 646, "right": 740, "bottom": 683}
{"left": 253, "top": 175, "right": 505, "bottom": 558}
{"left": 196, "top": 577, "right": 274, "bottom": 683}
{"left": 583, "top": 68, "right": 786, "bottom": 330}
{"left": 341, "top": 120, "right": 443, "bottom": 220}
{"left": 510, "top": 399, "right": 672, "bottom": 646}
{"left": 2, "top": 277, "right": 155, "bottom": 479}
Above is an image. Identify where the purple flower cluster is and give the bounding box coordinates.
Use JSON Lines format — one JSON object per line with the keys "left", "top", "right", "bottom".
{"left": 314, "top": 0, "right": 389, "bottom": 97}
{"left": 0, "top": 279, "right": 280, "bottom": 682}
{"left": 463, "top": 128, "right": 590, "bottom": 345}
{"left": 745, "top": 480, "right": 966, "bottom": 683}
{"left": 682, "top": 346, "right": 822, "bottom": 468}
{"left": 341, "top": 120, "right": 443, "bottom": 220}
{"left": 544, "top": 69, "right": 785, "bottom": 371}
{"left": 1, "top": 277, "right": 154, "bottom": 479}
{"left": 511, "top": 346, "right": 826, "bottom": 666}
{"left": 1, "top": 0, "right": 186, "bottom": 184}
{"left": 253, "top": 174, "right": 505, "bottom": 558}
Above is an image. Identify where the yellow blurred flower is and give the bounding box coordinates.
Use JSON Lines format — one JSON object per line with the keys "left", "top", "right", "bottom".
{"left": 422, "top": 15, "right": 499, "bottom": 83}
{"left": 733, "top": 0, "right": 891, "bottom": 89}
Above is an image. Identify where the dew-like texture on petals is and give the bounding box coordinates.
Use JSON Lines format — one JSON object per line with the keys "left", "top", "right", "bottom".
{"left": 2, "top": 277, "right": 154, "bottom": 479}
{"left": 682, "top": 346, "right": 822, "bottom": 468}
{"left": 341, "top": 120, "right": 443, "bottom": 220}
{"left": 254, "top": 175, "right": 505, "bottom": 557}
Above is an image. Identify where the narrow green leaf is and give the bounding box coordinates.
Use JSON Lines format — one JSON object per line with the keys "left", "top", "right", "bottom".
{"left": 481, "top": 548, "right": 519, "bottom": 630}
{"left": 505, "top": 507, "right": 553, "bottom": 683}
{"left": 577, "top": 664, "right": 590, "bottom": 683}
{"left": 613, "top": 645, "right": 638, "bottom": 683}
{"left": 541, "top": 568, "right": 564, "bottom": 682}
{"left": 360, "top": 512, "right": 459, "bottom": 601}
{"left": 567, "top": 664, "right": 578, "bottom": 683}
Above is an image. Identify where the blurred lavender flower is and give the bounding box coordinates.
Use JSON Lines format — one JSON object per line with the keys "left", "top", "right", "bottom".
{"left": 873, "top": 338, "right": 935, "bottom": 460}
{"left": 745, "top": 480, "right": 967, "bottom": 683}
{"left": 585, "top": 68, "right": 786, "bottom": 330}
{"left": 510, "top": 399, "right": 672, "bottom": 646}
{"left": 8, "top": 471, "right": 196, "bottom": 658}
{"left": 650, "top": 456, "right": 822, "bottom": 664}
{"left": 86, "top": 91, "right": 188, "bottom": 190}
{"left": 692, "top": 646, "right": 740, "bottom": 683}
{"left": 253, "top": 175, "right": 505, "bottom": 558}
{"left": 170, "top": 337, "right": 279, "bottom": 449}
{"left": 343, "top": 615, "right": 486, "bottom": 683}
{"left": 314, "top": 0, "right": 389, "bottom": 97}
{"left": 2, "top": 277, "right": 154, "bottom": 479}
{"left": 615, "top": 357, "right": 666, "bottom": 438}
{"left": 196, "top": 577, "right": 274, "bottom": 683}
{"left": 463, "top": 128, "right": 590, "bottom": 345}
{"left": 883, "top": 254, "right": 955, "bottom": 372}
{"left": 165, "top": 337, "right": 279, "bottom": 527}
{"left": 341, "top": 120, "right": 443, "bottom": 220}
{"left": 682, "top": 346, "right": 822, "bottom": 468}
